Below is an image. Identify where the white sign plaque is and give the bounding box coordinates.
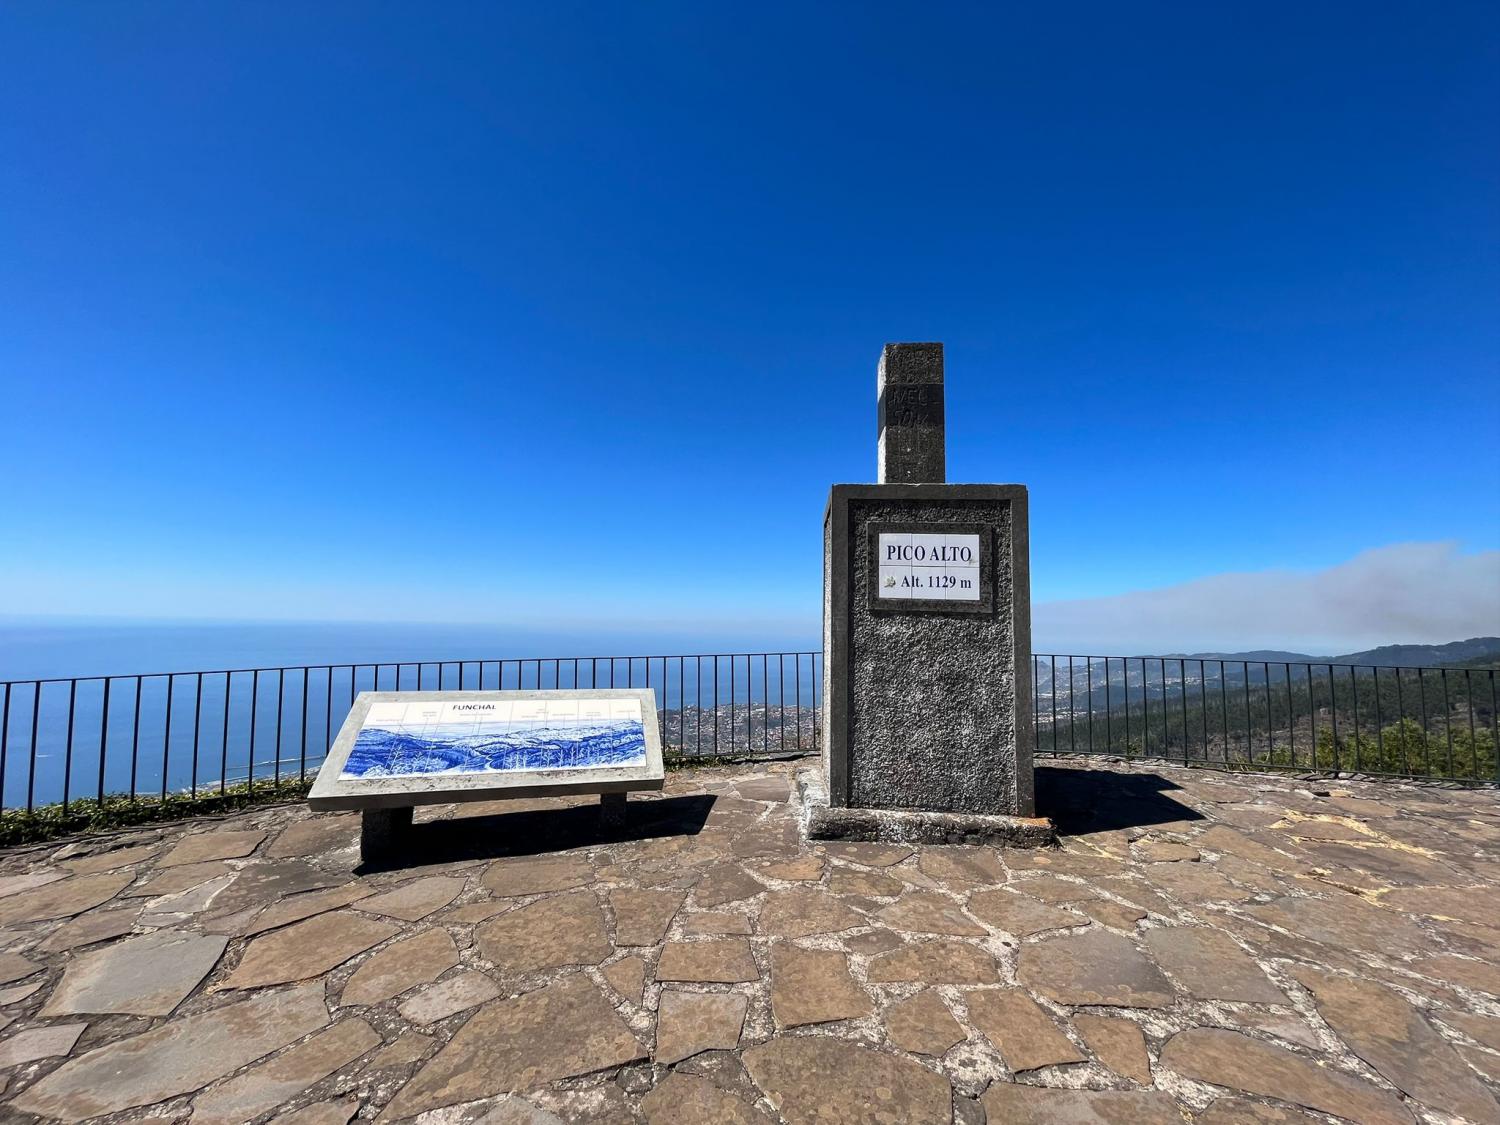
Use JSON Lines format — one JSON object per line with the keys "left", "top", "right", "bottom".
{"left": 878, "top": 531, "right": 981, "bottom": 601}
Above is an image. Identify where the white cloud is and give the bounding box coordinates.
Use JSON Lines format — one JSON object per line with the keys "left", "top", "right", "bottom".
{"left": 1033, "top": 542, "right": 1500, "bottom": 655}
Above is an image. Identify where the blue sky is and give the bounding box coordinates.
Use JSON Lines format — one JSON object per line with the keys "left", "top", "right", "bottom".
{"left": 2, "top": 2, "right": 1496, "bottom": 649}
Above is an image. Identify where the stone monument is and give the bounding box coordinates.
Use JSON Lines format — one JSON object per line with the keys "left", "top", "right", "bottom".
{"left": 802, "top": 343, "right": 1052, "bottom": 845}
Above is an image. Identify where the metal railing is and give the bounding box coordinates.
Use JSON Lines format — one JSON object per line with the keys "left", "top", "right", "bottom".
{"left": 3, "top": 649, "right": 1495, "bottom": 813}
{"left": 0, "top": 653, "right": 822, "bottom": 813}
{"left": 1032, "top": 655, "right": 1498, "bottom": 783}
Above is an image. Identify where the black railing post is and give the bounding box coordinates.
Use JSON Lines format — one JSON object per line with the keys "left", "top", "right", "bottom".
{"left": 1181, "top": 659, "right": 1190, "bottom": 766}
{"left": 1262, "top": 662, "right": 1272, "bottom": 767}
{"left": 159, "top": 675, "right": 172, "bottom": 803}
{"left": 275, "top": 669, "right": 284, "bottom": 784}
{"left": 248, "top": 670, "right": 259, "bottom": 794}
{"left": 1418, "top": 668, "right": 1429, "bottom": 770}
{"left": 1087, "top": 657, "right": 1095, "bottom": 751}
{"left": 0, "top": 681, "right": 10, "bottom": 810}
{"left": 1164, "top": 659, "right": 1173, "bottom": 762}
{"left": 780, "top": 657, "right": 792, "bottom": 753}
{"left": 1067, "top": 655, "right": 1076, "bottom": 753}
{"left": 1050, "top": 656, "right": 1058, "bottom": 755}
{"left": 812, "top": 651, "right": 820, "bottom": 753}
{"left": 97, "top": 677, "right": 111, "bottom": 804}
{"left": 221, "top": 672, "right": 232, "bottom": 794}
{"left": 1201, "top": 660, "right": 1211, "bottom": 762}
{"left": 1032, "top": 656, "right": 1041, "bottom": 754}
{"left": 1285, "top": 663, "right": 1296, "bottom": 768}
{"left": 27, "top": 682, "right": 40, "bottom": 813}
{"left": 1442, "top": 669, "right": 1454, "bottom": 776}
{"left": 63, "top": 679, "right": 77, "bottom": 814}
{"left": 1373, "top": 667, "right": 1384, "bottom": 769}
{"left": 1490, "top": 670, "right": 1498, "bottom": 784}
{"left": 1102, "top": 657, "right": 1111, "bottom": 754}
{"left": 1241, "top": 663, "right": 1251, "bottom": 767}
{"left": 1327, "top": 665, "right": 1340, "bottom": 773}
{"left": 1306, "top": 664, "right": 1316, "bottom": 766}
{"left": 763, "top": 654, "right": 769, "bottom": 756}
{"left": 1148, "top": 659, "right": 1157, "bottom": 757}
{"left": 191, "top": 673, "right": 203, "bottom": 797}
{"left": 1350, "top": 666, "right": 1360, "bottom": 773}
{"left": 1466, "top": 669, "right": 1478, "bottom": 778}
{"left": 299, "top": 668, "right": 309, "bottom": 783}
{"left": 1396, "top": 668, "right": 1409, "bottom": 774}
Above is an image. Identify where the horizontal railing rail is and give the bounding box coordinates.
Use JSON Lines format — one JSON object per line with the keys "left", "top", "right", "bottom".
{"left": 1032, "top": 655, "right": 1498, "bottom": 784}
{"left": 2, "top": 650, "right": 1494, "bottom": 813}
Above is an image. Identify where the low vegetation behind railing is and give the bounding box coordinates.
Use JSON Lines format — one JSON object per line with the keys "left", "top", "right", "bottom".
{"left": 1032, "top": 655, "right": 1497, "bottom": 782}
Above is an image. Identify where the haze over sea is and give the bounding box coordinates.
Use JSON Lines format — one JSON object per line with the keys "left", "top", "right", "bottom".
{"left": 7, "top": 537, "right": 1500, "bottom": 685}
{"left": 0, "top": 620, "right": 822, "bottom": 684}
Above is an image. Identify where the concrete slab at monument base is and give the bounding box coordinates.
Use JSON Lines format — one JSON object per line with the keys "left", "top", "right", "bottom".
{"left": 797, "top": 769, "right": 1055, "bottom": 847}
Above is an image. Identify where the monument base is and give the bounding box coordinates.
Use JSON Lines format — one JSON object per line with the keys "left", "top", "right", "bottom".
{"left": 796, "top": 770, "right": 1055, "bottom": 848}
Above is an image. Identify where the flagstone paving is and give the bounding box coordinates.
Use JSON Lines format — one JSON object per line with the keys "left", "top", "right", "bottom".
{"left": 655, "top": 990, "right": 748, "bottom": 1064}
{"left": 0, "top": 757, "right": 1497, "bottom": 1123}
{"left": 41, "top": 929, "right": 227, "bottom": 1015}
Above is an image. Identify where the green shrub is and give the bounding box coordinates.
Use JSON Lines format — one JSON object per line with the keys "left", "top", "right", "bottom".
{"left": 1259, "top": 718, "right": 1496, "bottom": 781}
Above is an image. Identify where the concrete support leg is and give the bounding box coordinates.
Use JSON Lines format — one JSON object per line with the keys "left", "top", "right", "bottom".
{"left": 599, "top": 792, "right": 627, "bottom": 831}
{"left": 361, "top": 806, "right": 413, "bottom": 864}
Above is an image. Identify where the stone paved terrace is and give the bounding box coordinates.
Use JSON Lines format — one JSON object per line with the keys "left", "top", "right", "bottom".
{"left": 0, "top": 759, "right": 1498, "bottom": 1124}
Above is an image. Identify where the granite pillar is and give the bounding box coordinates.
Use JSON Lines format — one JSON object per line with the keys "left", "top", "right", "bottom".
{"left": 878, "top": 342, "right": 946, "bottom": 485}
{"left": 808, "top": 344, "right": 1047, "bottom": 844}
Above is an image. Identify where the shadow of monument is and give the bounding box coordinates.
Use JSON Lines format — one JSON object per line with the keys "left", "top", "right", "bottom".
{"left": 354, "top": 793, "right": 716, "bottom": 874}
{"left": 1036, "top": 765, "right": 1205, "bottom": 836}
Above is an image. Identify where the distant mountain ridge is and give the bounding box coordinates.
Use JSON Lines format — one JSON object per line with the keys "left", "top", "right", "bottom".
{"left": 1173, "top": 637, "right": 1500, "bottom": 667}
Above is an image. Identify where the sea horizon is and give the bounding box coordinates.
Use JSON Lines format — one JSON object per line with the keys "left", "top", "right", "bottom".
{"left": 4, "top": 615, "right": 1491, "bottom": 685}
{"left": 0, "top": 617, "right": 824, "bottom": 684}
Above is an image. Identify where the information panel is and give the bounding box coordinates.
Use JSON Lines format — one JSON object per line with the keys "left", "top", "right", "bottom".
{"left": 341, "top": 697, "right": 646, "bottom": 780}
{"left": 308, "top": 689, "right": 664, "bottom": 810}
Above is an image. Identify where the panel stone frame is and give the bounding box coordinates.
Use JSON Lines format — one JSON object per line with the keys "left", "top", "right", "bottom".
{"left": 823, "top": 484, "right": 1034, "bottom": 817}
{"left": 865, "top": 520, "right": 994, "bottom": 615}
{"left": 308, "top": 689, "right": 665, "bottom": 812}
